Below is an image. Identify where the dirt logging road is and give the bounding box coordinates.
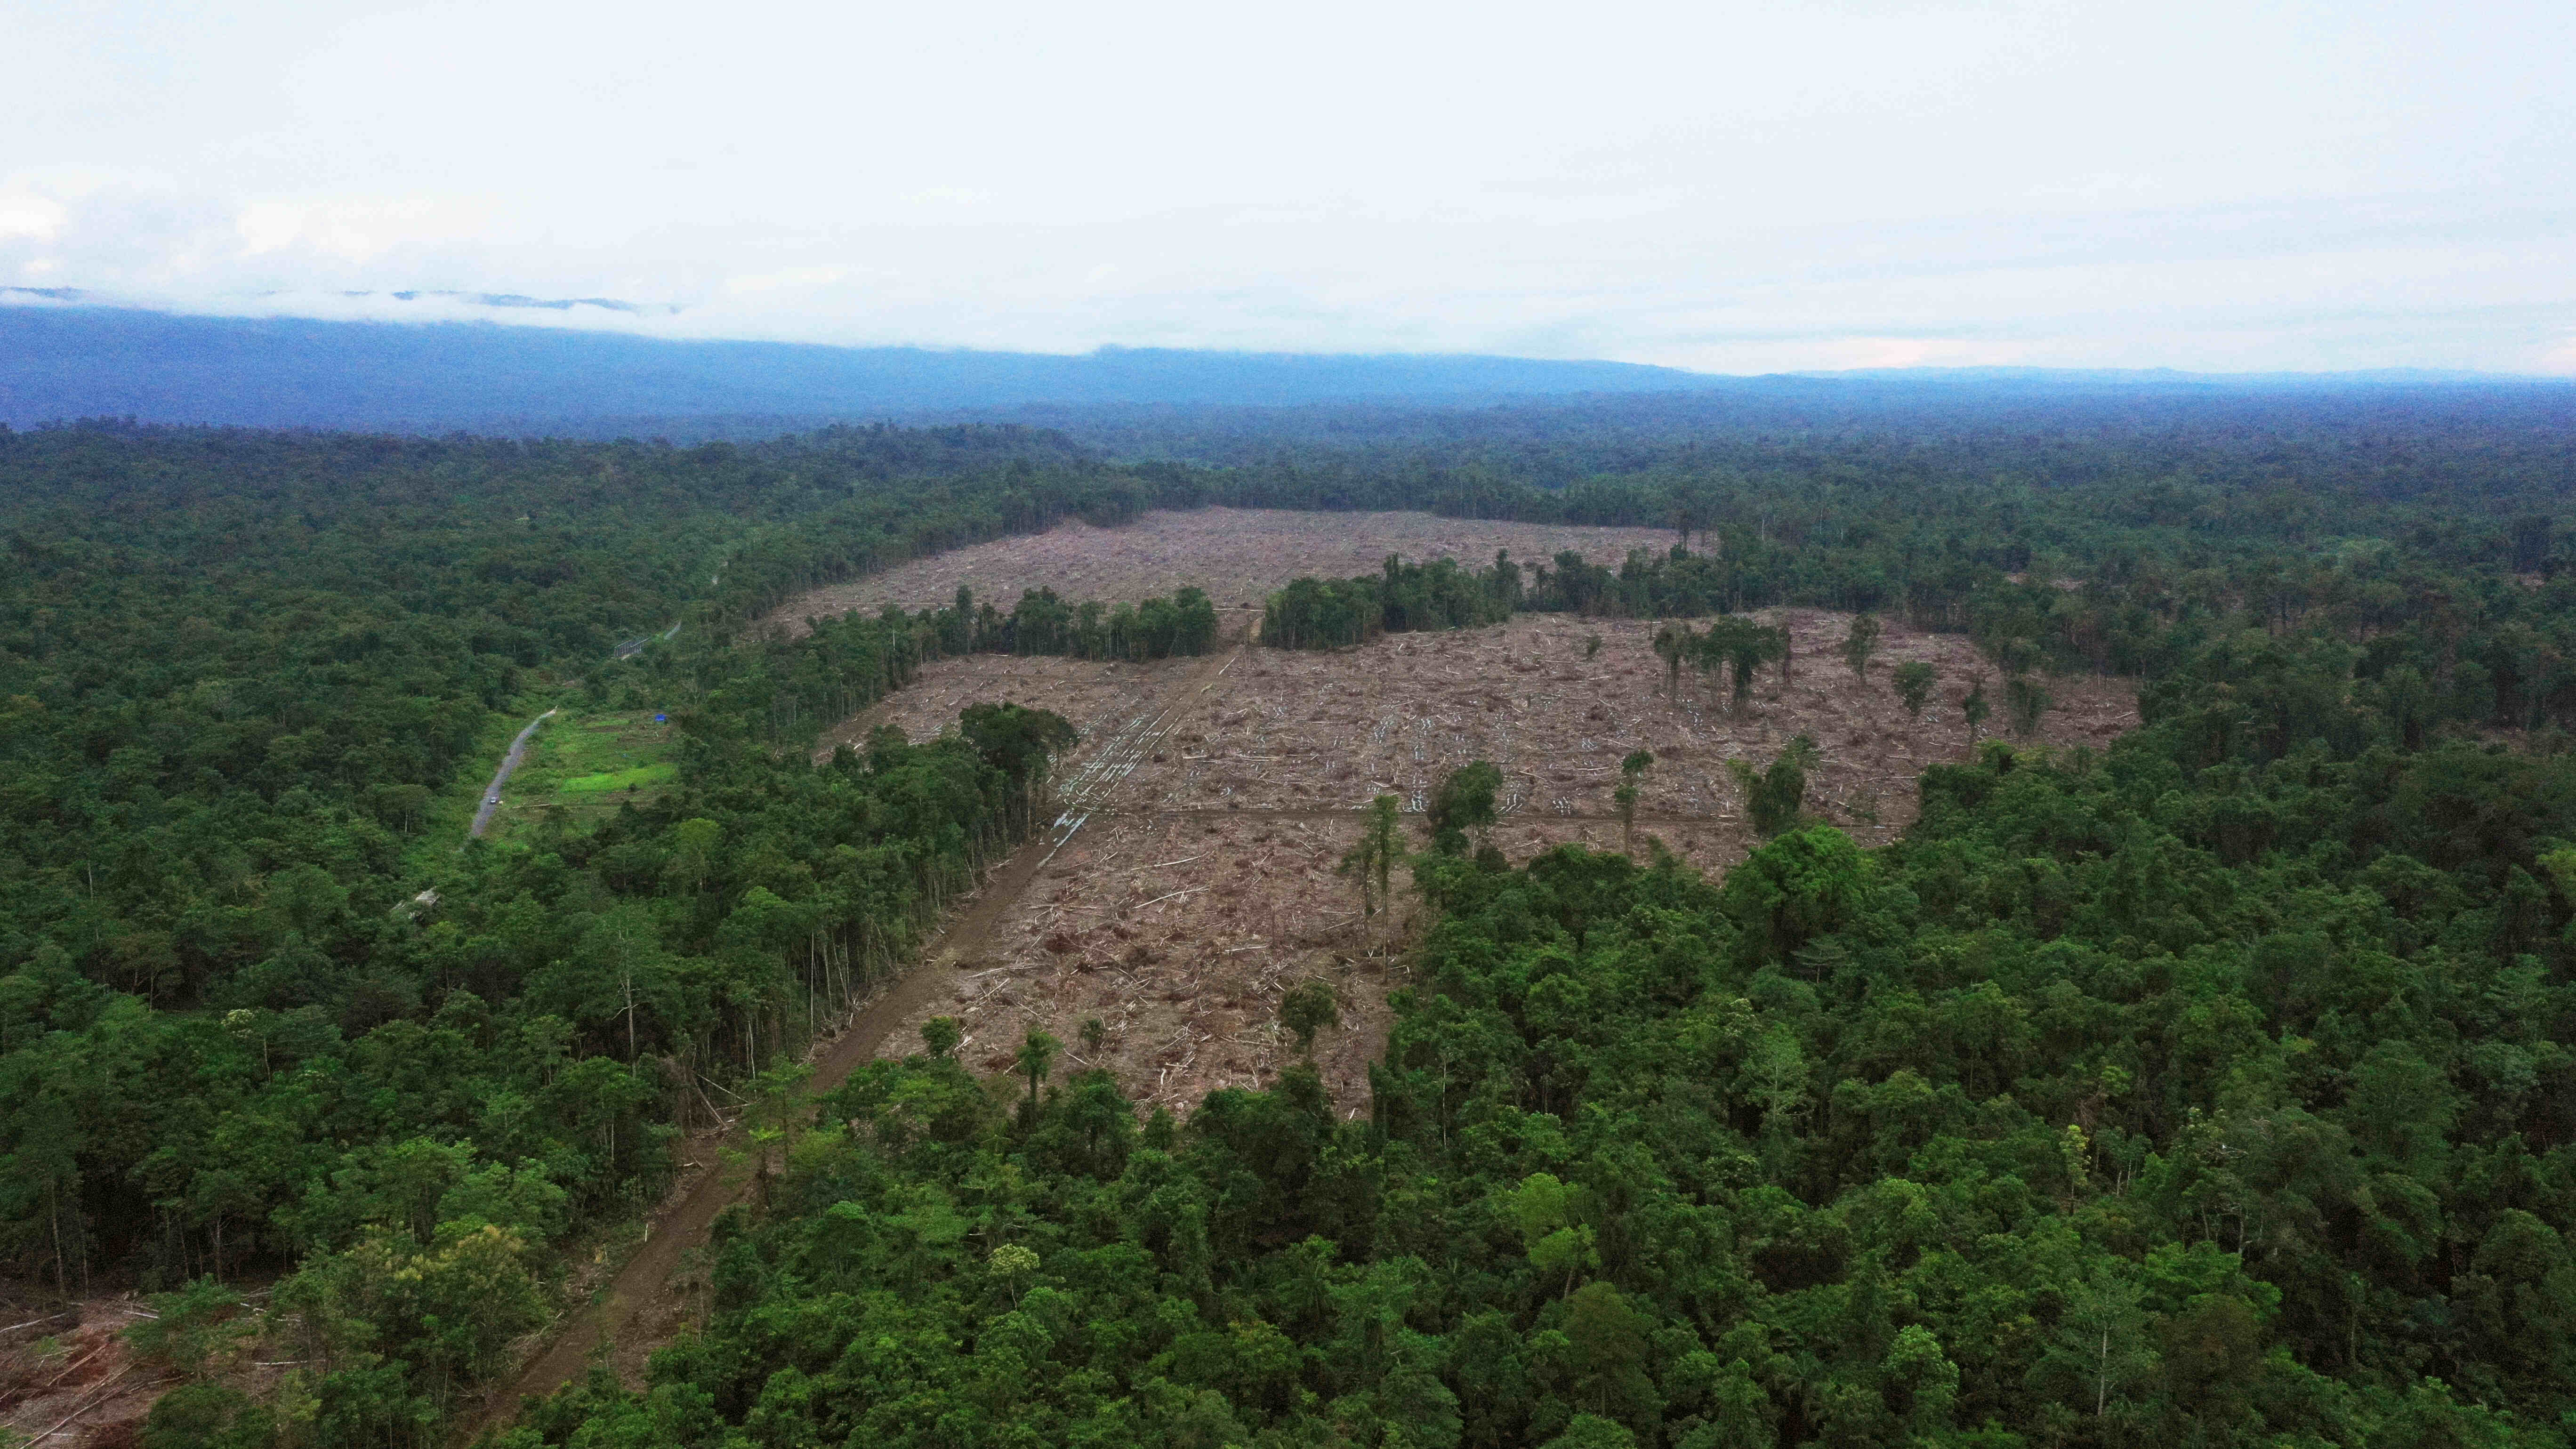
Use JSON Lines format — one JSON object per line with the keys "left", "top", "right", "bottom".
{"left": 475, "top": 621, "right": 679, "bottom": 842}
{"left": 472, "top": 629, "right": 1252, "bottom": 1428}
{"left": 468, "top": 708, "right": 556, "bottom": 839}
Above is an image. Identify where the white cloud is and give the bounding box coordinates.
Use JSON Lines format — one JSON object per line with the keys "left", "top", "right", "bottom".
{"left": 1816, "top": 337, "right": 2039, "bottom": 370}
{"left": 2027, "top": 173, "right": 2162, "bottom": 203}
{"left": 722, "top": 266, "right": 860, "bottom": 295}
{"left": 234, "top": 197, "right": 488, "bottom": 262}
{"left": 0, "top": 194, "right": 69, "bottom": 240}
{"left": 2, "top": 0, "right": 2569, "bottom": 371}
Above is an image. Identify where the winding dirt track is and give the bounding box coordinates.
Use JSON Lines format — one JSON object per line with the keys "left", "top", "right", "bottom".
{"left": 468, "top": 709, "right": 556, "bottom": 839}
{"left": 467, "top": 631, "right": 1251, "bottom": 1433}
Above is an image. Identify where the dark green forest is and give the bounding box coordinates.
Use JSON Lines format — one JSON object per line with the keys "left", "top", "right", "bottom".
{"left": 5, "top": 389, "right": 2576, "bottom": 1448}
{"left": 0, "top": 421, "right": 1186, "bottom": 1434}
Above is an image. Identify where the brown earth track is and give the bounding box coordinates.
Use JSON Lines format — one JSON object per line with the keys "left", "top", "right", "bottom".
{"left": 466, "top": 629, "right": 1253, "bottom": 1433}
{"left": 1103, "top": 805, "right": 1739, "bottom": 823}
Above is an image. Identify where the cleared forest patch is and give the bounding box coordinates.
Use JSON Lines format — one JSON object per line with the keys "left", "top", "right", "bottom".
{"left": 862, "top": 609, "right": 2134, "bottom": 1117}
{"left": 483, "top": 709, "right": 679, "bottom": 843}
{"left": 0, "top": 1296, "right": 176, "bottom": 1449}
{"left": 812, "top": 653, "right": 1198, "bottom": 762}
{"left": 871, "top": 810, "right": 1402, "bottom": 1117}
{"left": 1122, "top": 611, "right": 2134, "bottom": 870}
{"left": 768, "top": 507, "right": 1677, "bottom": 630}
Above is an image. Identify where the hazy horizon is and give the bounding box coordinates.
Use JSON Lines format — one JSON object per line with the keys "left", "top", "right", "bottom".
{"left": 8, "top": 0, "right": 2573, "bottom": 375}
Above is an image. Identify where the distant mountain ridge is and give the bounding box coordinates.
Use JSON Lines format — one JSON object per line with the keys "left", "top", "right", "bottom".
{"left": 0, "top": 305, "right": 1725, "bottom": 430}
{"left": 1799, "top": 364, "right": 2536, "bottom": 388}
{"left": 2, "top": 304, "right": 2563, "bottom": 435}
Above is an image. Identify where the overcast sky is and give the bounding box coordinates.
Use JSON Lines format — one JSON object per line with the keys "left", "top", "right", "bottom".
{"left": 6, "top": 0, "right": 2572, "bottom": 373}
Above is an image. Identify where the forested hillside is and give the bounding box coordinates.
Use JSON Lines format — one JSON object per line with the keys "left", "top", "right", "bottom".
{"left": 531, "top": 667, "right": 2576, "bottom": 1447}
{"left": 0, "top": 421, "right": 1187, "bottom": 1435}
{"left": 0, "top": 307, "right": 1723, "bottom": 431}
{"left": 524, "top": 412, "right": 2576, "bottom": 1445}
{"left": 4, "top": 390, "right": 2576, "bottom": 1448}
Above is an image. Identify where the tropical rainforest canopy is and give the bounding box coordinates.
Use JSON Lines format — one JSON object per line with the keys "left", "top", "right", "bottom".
{"left": 3, "top": 385, "right": 2576, "bottom": 1447}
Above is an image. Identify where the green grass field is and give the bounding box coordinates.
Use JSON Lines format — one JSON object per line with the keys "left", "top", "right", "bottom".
{"left": 559, "top": 762, "right": 679, "bottom": 793}
{"left": 484, "top": 710, "right": 679, "bottom": 844}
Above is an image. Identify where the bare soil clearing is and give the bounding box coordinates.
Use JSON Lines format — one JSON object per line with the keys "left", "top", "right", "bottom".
{"left": 768, "top": 507, "right": 1678, "bottom": 629}
{"left": 0, "top": 1297, "right": 172, "bottom": 1449}
{"left": 1122, "top": 611, "right": 2133, "bottom": 869}
{"left": 868, "top": 609, "right": 2135, "bottom": 1118}
{"left": 869, "top": 810, "right": 1404, "bottom": 1118}
{"left": 472, "top": 530, "right": 2140, "bottom": 1422}
{"left": 814, "top": 653, "right": 1195, "bottom": 763}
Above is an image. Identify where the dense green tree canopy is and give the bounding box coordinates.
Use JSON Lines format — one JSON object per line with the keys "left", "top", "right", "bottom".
{"left": 6, "top": 395, "right": 2576, "bottom": 1447}
{"left": 516, "top": 628, "right": 2576, "bottom": 1448}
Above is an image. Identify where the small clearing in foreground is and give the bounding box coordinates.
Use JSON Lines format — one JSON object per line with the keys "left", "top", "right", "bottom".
{"left": 0, "top": 1296, "right": 231, "bottom": 1449}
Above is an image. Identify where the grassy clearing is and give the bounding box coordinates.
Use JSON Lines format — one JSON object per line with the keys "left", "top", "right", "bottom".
{"left": 561, "top": 762, "right": 679, "bottom": 793}
{"left": 402, "top": 694, "right": 563, "bottom": 873}
{"left": 485, "top": 709, "right": 679, "bottom": 843}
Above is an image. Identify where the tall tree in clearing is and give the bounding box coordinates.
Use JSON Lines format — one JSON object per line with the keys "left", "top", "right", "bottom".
{"left": 1428, "top": 761, "right": 1504, "bottom": 855}
{"left": 1014, "top": 1028, "right": 1059, "bottom": 1119}
{"left": 1615, "top": 749, "right": 1653, "bottom": 854}
{"left": 1841, "top": 612, "right": 1881, "bottom": 677}
{"left": 1279, "top": 981, "right": 1338, "bottom": 1056}
{"left": 1727, "top": 734, "right": 1818, "bottom": 838}
{"left": 1893, "top": 659, "right": 1938, "bottom": 719}
{"left": 2006, "top": 672, "right": 2053, "bottom": 737}
{"left": 1685, "top": 617, "right": 1787, "bottom": 709}
{"left": 1653, "top": 622, "right": 1688, "bottom": 696}
{"left": 1339, "top": 793, "right": 1404, "bottom": 934}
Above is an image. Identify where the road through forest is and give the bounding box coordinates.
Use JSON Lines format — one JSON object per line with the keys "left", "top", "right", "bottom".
{"left": 468, "top": 629, "right": 1251, "bottom": 1433}
{"left": 475, "top": 614, "right": 681, "bottom": 842}
{"left": 468, "top": 708, "right": 556, "bottom": 839}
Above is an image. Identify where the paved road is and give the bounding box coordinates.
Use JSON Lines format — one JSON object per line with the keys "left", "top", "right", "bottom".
{"left": 469, "top": 708, "right": 557, "bottom": 838}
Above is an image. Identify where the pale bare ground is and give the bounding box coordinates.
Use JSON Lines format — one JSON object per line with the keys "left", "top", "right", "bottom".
{"left": 866, "top": 609, "right": 2135, "bottom": 1118}
{"left": 767, "top": 507, "right": 1680, "bottom": 630}
{"left": 876, "top": 811, "right": 1403, "bottom": 1121}
{"left": 1119, "top": 611, "right": 2135, "bottom": 872}
{"left": 813, "top": 653, "right": 1197, "bottom": 763}
{"left": 0, "top": 1295, "right": 194, "bottom": 1449}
